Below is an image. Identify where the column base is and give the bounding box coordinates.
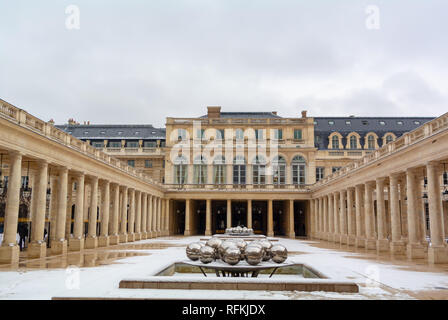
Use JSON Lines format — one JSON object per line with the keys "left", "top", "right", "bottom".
{"left": 127, "top": 233, "right": 135, "bottom": 242}
{"left": 376, "top": 239, "right": 389, "bottom": 252}
{"left": 347, "top": 235, "right": 356, "bottom": 246}
{"left": 205, "top": 230, "right": 212, "bottom": 236}
{"left": 407, "top": 243, "right": 426, "bottom": 259}
{"left": 51, "top": 239, "right": 68, "bottom": 255}
{"left": 428, "top": 246, "right": 448, "bottom": 264}
{"left": 267, "top": 231, "right": 274, "bottom": 237}
{"left": 184, "top": 230, "right": 192, "bottom": 236}
{"left": 147, "top": 232, "right": 154, "bottom": 238}
{"left": 27, "top": 241, "right": 47, "bottom": 259}
{"left": 0, "top": 244, "right": 20, "bottom": 264}
{"left": 134, "top": 233, "right": 141, "bottom": 241}
{"left": 85, "top": 236, "right": 98, "bottom": 249}
{"left": 365, "top": 238, "right": 377, "bottom": 250}
{"left": 98, "top": 236, "right": 110, "bottom": 247}
{"left": 355, "top": 237, "right": 365, "bottom": 248}
{"left": 390, "top": 241, "right": 406, "bottom": 255}
{"left": 69, "top": 238, "right": 85, "bottom": 251}
{"left": 119, "top": 234, "right": 128, "bottom": 243}
{"left": 109, "top": 235, "right": 119, "bottom": 245}
{"left": 339, "top": 235, "right": 348, "bottom": 245}
{"left": 332, "top": 234, "right": 339, "bottom": 243}
{"left": 288, "top": 232, "right": 296, "bottom": 239}
{"left": 140, "top": 232, "right": 148, "bottom": 240}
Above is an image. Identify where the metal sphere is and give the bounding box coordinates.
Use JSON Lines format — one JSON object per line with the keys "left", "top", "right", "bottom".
{"left": 234, "top": 239, "right": 247, "bottom": 259}
{"left": 260, "top": 240, "right": 273, "bottom": 261}
{"left": 199, "top": 245, "right": 215, "bottom": 264}
{"left": 271, "top": 244, "right": 288, "bottom": 263}
{"left": 218, "top": 240, "right": 237, "bottom": 260}
{"left": 245, "top": 245, "right": 263, "bottom": 266}
{"left": 186, "top": 242, "right": 202, "bottom": 261}
{"left": 206, "top": 237, "right": 223, "bottom": 249}
{"left": 223, "top": 246, "right": 240, "bottom": 265}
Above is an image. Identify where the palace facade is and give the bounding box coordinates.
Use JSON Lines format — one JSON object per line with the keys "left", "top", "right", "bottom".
{"left": 1, "top": 99, "right": 447, "bottom": 264}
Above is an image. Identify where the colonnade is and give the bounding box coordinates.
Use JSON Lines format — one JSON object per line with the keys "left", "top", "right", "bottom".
{"left": 0, "top": 151, "right": 169, "bottom": 264}
{"left": 311, "top": 161, "right": 448, "bottom": 264}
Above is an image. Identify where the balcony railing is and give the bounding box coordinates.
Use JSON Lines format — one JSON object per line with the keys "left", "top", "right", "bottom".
{"left": 164, "top": 183, "right": 313, "bottom": 192}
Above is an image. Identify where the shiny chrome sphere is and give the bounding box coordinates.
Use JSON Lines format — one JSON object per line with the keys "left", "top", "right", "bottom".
{"left": 271, "top": 244, "right": 288, "bottom": 263}
{"left": 186, "top": 242, "right": 203, "bottom": 261}
{"left": 234, "top": 239, "right": 247, "bottom": 259}
{"left": 245, "top": 245, "right": 263, "bottom": 266}
{"left": 199, "top": 245, "right": 215, "bottom": 264}
{"left": 218, "top": 240, "right": 237, "bottom": 260}
{"left": 223, "top": 246, "right": 240, "bottom": 265}
{"left": 260, "top": 240, "right": 273, "bottom": 261}
{"left": 206, "top": 237, "right": 222, "bottom": 249}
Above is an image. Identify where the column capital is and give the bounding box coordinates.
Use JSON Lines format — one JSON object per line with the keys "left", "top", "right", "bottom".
{"left": 375, "top": 177, "right": 387, "bottom": 183}
{"left": 8, "top": 150, "right": 23, "bottom": 158}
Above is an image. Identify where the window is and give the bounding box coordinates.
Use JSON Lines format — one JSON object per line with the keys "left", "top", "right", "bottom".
{"left": 379, "top": 121, "right": 385, "bottom": 126}
{"left": 84, "top": 131, "right": 89, "bottom": 135}
{"left": 252, "top": 156, "right": 266, "bottom": 185}
{"left": 316, "top": 167, "right": 324, "bottom": 182}
{"left": 397, "top": 121, "right": 403, "bottom": 125}
{"left": 216, "top": 129, "right": 225, "bottom": 140}
{"left": 127, "top": 141, "right": 139, "bottom": 148}
{"left": 350, "top": 135, "right": 357, "bottom": 149}
{"left": 443, "top": 172, "right": 448, "bottom": 185}
{"left": 118, "top": 131, "right": 123, "bottom": 135}
{"left": 235, "top": 129, "right": 244, "bottom": 140}
{"left": 178, "top": 129, "right": 187, "bottom": 140}
{"left": 134, "top": 131, "right": 139, "bottom": 135}
{"left": 362, "top": 120, "right": 368, "bottom": 125}
{"left": 100, "top": 131, "right": 105, "bottom": 135}
{"left": 193, "top": 156, "right": 207, "bottom": 184}
{"left": 294, "top": 129, "right": 302, "bottom": 140}
{"left": 328, "top": 121, "right": 334, "bottom": 125}
{"left": 92, "top": 142, "right": 104, "bottom": 148}
{"left": 174, "top": 156, "right": 188, "bottom": 184}
{"left": 385, "top": 135, "right": 394, "bottom": 144}
{"left": 331, "top": 135, "right": 340, "bottom": 149}
{"left": 213, "top": 156, "right": 226, "bottom": 184}
{"left": 109, "top": 141, "right": 121, "bottom": 148}
{"left": 196, "top": 129, "right": 205, "bottom": 139}
{"left": 345, "top": 120, "right": 351, "bottom": 125}
{"left": 127, "top": 160, "right": 135, "bottom": 167}
{"left": 233, "top": 156, "right": 246, "bottom": 185}
{"left": 272, "top": 156, "right": 286, "bottom": 185}
{"left": 144, "top": 141, "right": 157, "bottom": 148}
{"left": 255, "top": 129, "right": 263, "bottom": 140}
{"left": 273, "top": 129, "right": 282, "bottom": 140}
{"left": 414, "top": 121, "right": 421, "bottom": 125}
{"left": 332, "top": 167, "right": 341, "bottom": 173}
{"left": 21, "top": 176, "right": 29, "bottom": 189}
{"left": 292, "top": 156, "right": 306, "bottom": 185}
{"left": 160, "top": 141, "right": 166, "bottom": 147}
{"left": 367, "top": 135, "right": 375, "bottom": 149}
{"left": 145, "top": 160, "right": 152, "bottom": 168}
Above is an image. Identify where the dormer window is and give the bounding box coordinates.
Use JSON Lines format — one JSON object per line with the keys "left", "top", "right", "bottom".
{"left": 84, "top": 131, "right": 89, "bottom": 135}
{"left": 345, "top": 120, "right": 351, "bottom": 125}
{"left": 379, "top": 121, "right": 385, "bottom": 126}
{"left": 100, "top": 131, "right": 105, "bottom": 135}
{"left": 397, "top": 121, "right": 403, "bottom": 125}
{"left": 414, "top": 121, "right": 420, "bottom": 125}
{"left": 328, "top": 121, "right": 334, "bottom": 125}
{"left": 362, "top": 120, "right": 368, "bottom": 125}
{"left": 118, "top": 131, "right": 123, "bottom": 135}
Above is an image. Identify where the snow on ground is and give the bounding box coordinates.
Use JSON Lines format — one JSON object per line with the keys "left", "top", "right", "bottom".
{"left": 0, "top": 236, "right": 447, "bottom": 299}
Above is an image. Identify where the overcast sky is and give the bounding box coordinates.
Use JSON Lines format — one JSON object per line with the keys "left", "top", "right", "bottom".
{"left": 0, "top": 0, "right": 447, "bottom": 127}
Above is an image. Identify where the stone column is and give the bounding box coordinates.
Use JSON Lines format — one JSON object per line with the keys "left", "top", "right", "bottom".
{"left": 267, "top": 199, "right": 274, "bottom": 237}
{"left": 205, "top": 199, "right": 212, "bottom": 236}
{"left": 165, "top": 199, "right": 170, "bottom": 236}
{"left": 65, "top": 179, "right": 73, "bottom": 240}
{"left": 85, "top": 176, "right": 98, "bottom": 249}
{"left": 389, "top": 174, "right": 405, "bottom": 254}
{"left": 28, "top": 160, "right": 48, "bottom": 258}
{"left": 51, "top": 167, "right": 69, "bottom": 255}
{"left": 141, "top": 193, "right": 148, "bottom": 239}
{"left": 127, "top": 189, "right": 135, "bottom": 241}
{"left": 247, "top": 199, "right": 252, "bottom": 229}
{"left": 355, "top": 184, "right": 365, "bottom": 248}
{"left": 227, "top": 199, "right": 232, "bottom": 228}
{"left": 318, "top": 197, "right": 323, "bottom": 238}
{"left": 98, "top": 180, "right": 110, "bottom": 247}
{"left": 184, "top": 199, "right": 191, "bottom": 236}
{"left": 309, "top": 199, "right": 314, "bottom": 238}
{"left": 406, "top": 168, "right": 425, "bottom": 259}
{"left": 364, "top": 181, "right": 376, "bottom": 249}
{"left": 83, "top": 183, "right": 89, "bottom": 236}
{"left": 323, "top": 196, "right": 328, "bottom": 240}
{"left": 70, "top": 173, "right": 85, "bottom": 250}
{"left": 333, "top": 192, "right": 340, "bottom": 242}
{"left": 151, "top": 196, "right": 157, "bottom": 237}
{"left": 134, "top": 191, "right": 142, "bottom": 240}
{"left": 119, "top": 186, "right": 128, "bottom": 243}
{"left": 427, "top": 162, "right": 448, "bottom": 263}
{"left": 288, "top": 199, "right": 295, "bottom": 238}
{"left": 49, "top": 175, "right": 58, "bottom": 243}
{"left": 399, "top": 178, "right": 408, "bottom": 240}
{"left": 347, "top": 188, "right": 356, "bottom": 245}
{"left": 339, "top": 190, "right": 348, "bottom": 244}
{"left": 0, "top": 152, "right": 22, "bottom": 264}
{"left": 109, "top": 183, "right": 120, "bottom": 245}
{"left": 328, "top": 194, "right": 334, "bottom": 242}
{"left": 156, "top": 197, "right": 161, "bottom": 236}
{"left": 376, "top": 177, "right": 389, "bottom": 251}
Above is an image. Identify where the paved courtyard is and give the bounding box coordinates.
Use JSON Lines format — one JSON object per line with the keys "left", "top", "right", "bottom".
{"left": 0, "top": 236, "right": 448, "bottom": 300}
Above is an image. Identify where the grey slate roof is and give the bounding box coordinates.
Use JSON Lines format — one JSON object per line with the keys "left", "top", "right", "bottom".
{"left": 199, "top": 112, "right": 282, "bottom": 119}
{"left": 313, "top": 116, "right": 435, "bottom": 149}
{"left": 56, "top": 124, "right": 166, "bottom": 140}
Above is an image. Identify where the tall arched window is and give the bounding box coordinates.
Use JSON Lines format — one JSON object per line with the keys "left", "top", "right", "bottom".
{"left": 332, "top": 135, "right": 340, "bottom": 149}
{"left": 233, "top": 156, "right": 246, "bottom": 185}
{"left": 385, "top": 135, "right": 393, "bottom": 145}
{"left": 173, "top": 155, "right": 188, "bottom": 184}
{"left": 213, "top": 156, "right": 226, "bottom": 184}
{"left": 272, "top": 156, "right": 286, "bottom": 185}
{"left": 252, "top": 155, "right": 266, "bottom": 185}
{"left": 193, "top": 155, "right": 207, "bottom": 184}
{"left": 368, "top": 135, "right": 375, "bottom": 149}
{"left": 350, "top": 135, "right": 357, "bottom": 149}
{"left": 292, "top": 155, "right": 306, "bottom": 185}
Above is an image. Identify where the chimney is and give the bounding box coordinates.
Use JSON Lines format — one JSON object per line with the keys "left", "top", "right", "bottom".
{"left": 272, "top": 111, "right": 277, "bottom": 115}
{"left": 207, "top": 106, "right": 221, "bottom": 118}
{"left": 301, "top": 110, "right": 307, "bottom": 118}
